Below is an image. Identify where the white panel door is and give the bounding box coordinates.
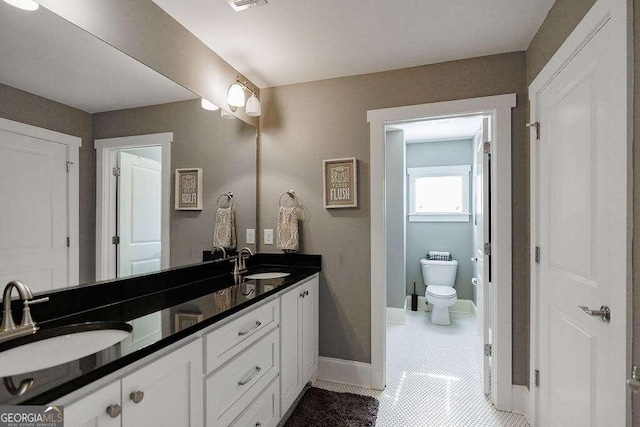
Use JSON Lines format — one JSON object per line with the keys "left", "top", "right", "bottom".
{"left": 65, "top": 381, "right": 121, "bottom": 427}
{"left": 0, "top": 130, "right": 68, "bottom": 292}
{"left": 536, "top": 18, "right": 626, "bottom": 427}
{"left": 122, "top": 339, "right": 203, "bottom": 427}
{"left": 280, "top": 285, "right": 303, "bottom": 415}
{"left": 117, "top": 151, "right": 162, "bottom": 278}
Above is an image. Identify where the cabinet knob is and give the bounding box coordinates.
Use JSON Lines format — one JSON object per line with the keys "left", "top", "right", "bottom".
{"left": 299, "top": 291, "right": 305, "bottom": 298}
{"left": 106, "top": 404, "right": 122, "bottom": 418}
{"left": 130, "top": 390, "right": 144, "bottom": 404}
{"left": 305, "top": 290, "right": 309, "bottom": 296}
{"left": 256, "top": 423, "right": 261, "bottom": 427}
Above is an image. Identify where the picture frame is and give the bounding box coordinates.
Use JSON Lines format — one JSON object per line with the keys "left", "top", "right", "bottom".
{"left": 175, "top": 168, "right": 203, "bottom": 210}
{"left": 323, "top": 157, "right": 358, "bottom": 208}
{"left": 174, "top": 311, "right": 203, "bottom": 332}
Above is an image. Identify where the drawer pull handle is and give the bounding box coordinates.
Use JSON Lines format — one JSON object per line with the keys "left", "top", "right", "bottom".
{"left": 238, "top": 321, "right": 262, "bottom": 336}
{"left": 106, "top": 404, "right": 122, "bottom": 418}
{"left": 130, "top": 390, "right": 144, "bottom": 404}
{"left": 238, "top": 366, "right": 262, "bottom": 386}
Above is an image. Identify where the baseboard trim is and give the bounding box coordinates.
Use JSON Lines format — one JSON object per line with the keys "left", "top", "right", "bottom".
{"left": 405, "top": 295, "right": 475, "bottom": 314}
{"left": 317, "top": 357, "right": 372, "bottom": 388}
{"left": 386, "top": 306, "right": 406, "bottom": 324}
{"left": 470, "top": 300, "right": 478, "bottom": 324}
{"left": 512, "top": 385, "right": 532, "bottom": 423}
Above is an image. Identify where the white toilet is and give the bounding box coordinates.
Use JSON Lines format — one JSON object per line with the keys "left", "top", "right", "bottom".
{"left": 420, "top": 258, "right": 458, "bottom": 325}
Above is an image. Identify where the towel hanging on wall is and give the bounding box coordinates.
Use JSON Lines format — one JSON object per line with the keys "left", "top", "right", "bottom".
{"left": 212, "top": 193, "right": 236, "bottom": 249}
{"left": 277, "top": 190, "right": 299, "bottom": 252}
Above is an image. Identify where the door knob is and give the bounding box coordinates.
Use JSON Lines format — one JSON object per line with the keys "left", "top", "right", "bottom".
{"left": 130, "top": 390, "right": 144, "bottom": 404}
{"left": 578, "top": 305, "right": 610, "bottom": 323}
{"left": 106, "top": 404, "right": 122, "bottom": 418}
{"left": 627, "top": 366, "right": 640, "bottom": 393}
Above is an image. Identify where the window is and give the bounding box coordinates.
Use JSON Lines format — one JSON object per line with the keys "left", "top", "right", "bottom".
{"left": 408, "top": 165, "right": 471, "bottom": 222}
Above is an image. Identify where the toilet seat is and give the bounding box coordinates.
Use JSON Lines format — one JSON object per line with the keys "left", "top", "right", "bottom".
{"left": 426, "top": 285, "right": 457, "bottom": 299}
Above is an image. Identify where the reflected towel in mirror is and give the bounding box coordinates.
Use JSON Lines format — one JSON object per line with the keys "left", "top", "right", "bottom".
{"left": 212, "top": 207, "right": 237, "bottom": 249}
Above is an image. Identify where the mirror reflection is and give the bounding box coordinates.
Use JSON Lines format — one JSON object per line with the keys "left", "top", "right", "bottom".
{"left": 0, "top": 3, "right": 257, "bottom": 293}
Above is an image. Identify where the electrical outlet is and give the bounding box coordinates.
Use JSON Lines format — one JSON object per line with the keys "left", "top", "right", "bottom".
{"left": 264, "top": 229, "right": 274, "bottom": 245}
{"left": 246, "top": 228, "right": 255, "bottom": 244}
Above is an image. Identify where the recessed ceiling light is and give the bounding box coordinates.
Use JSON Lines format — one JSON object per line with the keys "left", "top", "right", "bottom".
{"left": 227, "top": 0, "right": 267, "bottom": 12}
{"left": 3, "top": 0, "right": 39, "bottom": 11}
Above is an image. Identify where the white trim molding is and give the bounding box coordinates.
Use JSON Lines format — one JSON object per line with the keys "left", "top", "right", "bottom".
{"left": 317, "top": 357, "right": 372, "bottom": 389}
{"left": 386, "top": 307, "right": 407, "bottom": 324}
{"left": 94, "top": 133, "right": 173, "bottom": 280}
{"left": 368, "top": 94, "right": 515, "bottom": 411}
{"left": 0, "top": 117, "right": 81, "bottom": 287}
{"left": 512, "top": 385, "right": 532, "bottom": 424}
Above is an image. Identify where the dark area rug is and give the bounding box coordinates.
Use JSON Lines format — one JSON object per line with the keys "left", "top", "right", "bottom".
{"left": 283, "top": 387, "right": 379, "bottom": 427}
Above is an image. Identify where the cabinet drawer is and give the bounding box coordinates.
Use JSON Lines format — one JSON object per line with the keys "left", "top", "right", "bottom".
{"left": 230, "top": 378, "right": 280, "bottom": 427}
{"left": 205, "top": 299, "right": 279, "bottom": 374}
{"left": 206, "top": 329, "right": 280, "bottom": 427}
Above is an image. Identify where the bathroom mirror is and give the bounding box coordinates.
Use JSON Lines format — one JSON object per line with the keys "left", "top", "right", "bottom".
{"left": 0, "top": 2, "right": 257, "bottom": 293}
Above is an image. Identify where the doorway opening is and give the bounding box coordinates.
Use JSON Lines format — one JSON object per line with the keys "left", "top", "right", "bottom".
{"left": 368, "top": 95, "right": 516, "bottom": 415}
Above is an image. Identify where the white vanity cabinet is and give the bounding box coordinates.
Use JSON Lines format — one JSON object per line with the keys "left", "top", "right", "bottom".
{"left": 280, "top": 276, "right": 319, "bottom": 416}
{"left": 65, "top": 339, "right": 203, "bottom": 427}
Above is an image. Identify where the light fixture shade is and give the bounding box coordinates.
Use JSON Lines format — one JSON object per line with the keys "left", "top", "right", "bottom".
{"left": 3, "top": 0, "right": 39, "bottom": 10}
{"left": 245, "top": 93, "right": 261, "bottom": 117}
{"left": 227, "top": 83, "right": 246, "bottom": 108}
{"left": 200, "top": 98, "right": 219, "bottom": 111}
{"left": 220, "top": 109, "right": 236, "bottom": 120}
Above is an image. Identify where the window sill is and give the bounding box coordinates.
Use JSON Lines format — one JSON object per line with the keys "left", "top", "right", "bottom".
{"left": 408, "top": 213, "right": 471, "bottom": 223}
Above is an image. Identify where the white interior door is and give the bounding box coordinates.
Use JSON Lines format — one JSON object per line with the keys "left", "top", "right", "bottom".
{"left": 535, "top": 17, "right": 626, "bottom": 426}
{"left": 117, "top": 151, "right": 162, "bottom": 278}
{"left": 472, "top": 117, "right": 492, "bottom": 396}
{"left": 0, "top": 130, "right": 68, "bottom": 293}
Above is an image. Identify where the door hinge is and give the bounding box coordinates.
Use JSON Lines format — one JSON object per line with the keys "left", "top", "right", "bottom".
{"left": 526, "top": 122, "right": 540, "bottom": 140}
{"left": 484, "top": 242, "right": 492, "bottom": 256}
{"left": 484, "top": 344, "right": 492, "bottom": 357}
{"left": 112, "top": 167, "right": 121, "bottom": 177}
{"left": 112, "top": 236, "right": 120, "bottom": 245}
{"left": 66, "top": 236, "right": 70, "bottom": 247}
{"left": 483, "top": 141, "right": 491, "bottom": 154}
{"left": 535, "top": 247, "right": 540, "bottom": 263}
{"left": 66, "top": 161, "right": 74, "bottom": 173}
{"left": 534, "top": 369, "right": 540, "bottom": 387}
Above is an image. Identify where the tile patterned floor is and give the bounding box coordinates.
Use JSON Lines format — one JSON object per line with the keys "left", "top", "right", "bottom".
{"left": 314, "top": 311, "right": 529, "bottom": 427}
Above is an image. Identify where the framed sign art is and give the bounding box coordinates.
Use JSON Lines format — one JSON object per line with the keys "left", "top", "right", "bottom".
{"left": 323, "top": 157, "right": 358, "bottom": 208}
{"left": 175, "top": 168, "right": 203, "bottom": 210}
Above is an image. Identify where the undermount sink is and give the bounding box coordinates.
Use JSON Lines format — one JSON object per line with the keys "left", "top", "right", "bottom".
{"left": 0, "top": 321, "right": 132, "bottom": 377}
{"left": 244, "top": 272, "right": 290, "bottom": 280}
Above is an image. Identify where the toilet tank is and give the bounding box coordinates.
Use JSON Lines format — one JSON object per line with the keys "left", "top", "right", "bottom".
{"left": 420, "top": 259, "right": 458, "bottom": 287}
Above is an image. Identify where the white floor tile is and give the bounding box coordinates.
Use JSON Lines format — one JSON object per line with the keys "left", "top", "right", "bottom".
{"left": 314, "top": 310, "right": 529, "bottom": 427}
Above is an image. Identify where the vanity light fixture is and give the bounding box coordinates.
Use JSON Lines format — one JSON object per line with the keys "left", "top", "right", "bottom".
{"left": 226, "top": 77, "right": 261, "bottom": 117}
{"left": 220, "top": 109, "right": 236, "bottom": 120}
{"left": 200, "top": 98, "right": 220, "bottom": 111}
{"left": 3, "top": 0, "right": 39, "bottom": 11}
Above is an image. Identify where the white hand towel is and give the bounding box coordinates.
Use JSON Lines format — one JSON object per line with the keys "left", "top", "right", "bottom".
{"left": 212, "top": 207, "right": 237, "bottom": 249}
{"left": 276, "top": 206, "right": 299, "bottom": 252}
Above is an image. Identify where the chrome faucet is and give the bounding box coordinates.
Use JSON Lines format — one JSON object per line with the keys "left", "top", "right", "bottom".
{"left": 238, "top": 247, "right": 254, "bottom": 273}
{"left": 212, "top": 246, "right": 227, "bottom": 259}
{"left": 0, "top": 281, "right": 49, "bottom": 344}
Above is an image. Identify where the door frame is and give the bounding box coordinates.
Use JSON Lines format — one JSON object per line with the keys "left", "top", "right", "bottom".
{"left": 528, "top": 0, "right": 630, "bottom": 425}
{"left": 0, "top": 117, "right": 81, "bottom": 287}
{"left": 94, "top": 133, "right": 172, "bottom": 281}
{"left": 368, "top": 94, "right": 516, "bottom": 410}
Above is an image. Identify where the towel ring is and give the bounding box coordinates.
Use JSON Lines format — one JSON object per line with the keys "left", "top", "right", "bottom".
{"left": 217, "top": 192, "right": 234, "bottom": 208}
{"left": 279, "top": 190, "right": 298, "bottom": 208}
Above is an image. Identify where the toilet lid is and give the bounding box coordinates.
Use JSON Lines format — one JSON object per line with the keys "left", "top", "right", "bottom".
{"left": 426, "top": 285, "right": 457, "bottom": 299}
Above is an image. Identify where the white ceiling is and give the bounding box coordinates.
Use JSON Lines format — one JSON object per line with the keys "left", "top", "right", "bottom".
{"left": 153, "top": 0, "right": 554, "bottom": 88}
{"left": 0, "top": 2, "right": 197, "bottom": 113}
{"left": 389, "top": 116, "right": 483, "bottom": 143}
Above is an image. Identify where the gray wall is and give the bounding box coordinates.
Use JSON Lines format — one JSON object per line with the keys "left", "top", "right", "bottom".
{"left": 405, "top": 140, "right": 475, "bottom": 302}
{"left": 634, "top": 1, "right": 640, "bottom": 425}
{"left": 259, "top": 52, "right": 527, "bottom": 371}
{"left": 0, "top": 83, "right": 96, "bottom": 284}
{"left": 385, "top": 130, "right": 406, "bottom": 309}
{"left": 93, "top": 99, "right": 257, "bottom": 267}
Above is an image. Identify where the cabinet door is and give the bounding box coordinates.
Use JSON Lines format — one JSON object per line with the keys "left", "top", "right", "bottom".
{"left": 122, "top": 339, "right": 203, "bottom": 427}
{"left": 65, "top": 381, "right": 122, "bottom": 427}
{"left": 279, "top": 285, "right": 304, "bottom": 415}
{"left": 302, "top": 277, "right": 319, "bottom": 383}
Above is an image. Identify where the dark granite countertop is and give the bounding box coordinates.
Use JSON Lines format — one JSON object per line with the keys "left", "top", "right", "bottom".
{"left": 0, "top": 254, "right": 321, "bottom": 405}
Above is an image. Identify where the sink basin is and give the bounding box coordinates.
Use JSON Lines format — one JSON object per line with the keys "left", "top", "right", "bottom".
{"left": 0, "top": 321, "right": 132, "bottom": 377}
{"left": 244, "top": 272, "right": 290, "bottom": 280}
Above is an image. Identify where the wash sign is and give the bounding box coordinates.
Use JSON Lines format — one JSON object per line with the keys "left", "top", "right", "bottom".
{"left": 0, "top": 406, "right": 63, "bottom": 427}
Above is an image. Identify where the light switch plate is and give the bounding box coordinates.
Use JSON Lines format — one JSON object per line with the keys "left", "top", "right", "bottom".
{"left": 264, "top": 229, "right": 274, "bottom": 245}
{"left": 246, "top": 229, "right": 255, "bottom": 244}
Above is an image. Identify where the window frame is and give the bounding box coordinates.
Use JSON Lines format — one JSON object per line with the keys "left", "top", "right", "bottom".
{"left": 407, "top": 164, "right": 471, "bottom": 222}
